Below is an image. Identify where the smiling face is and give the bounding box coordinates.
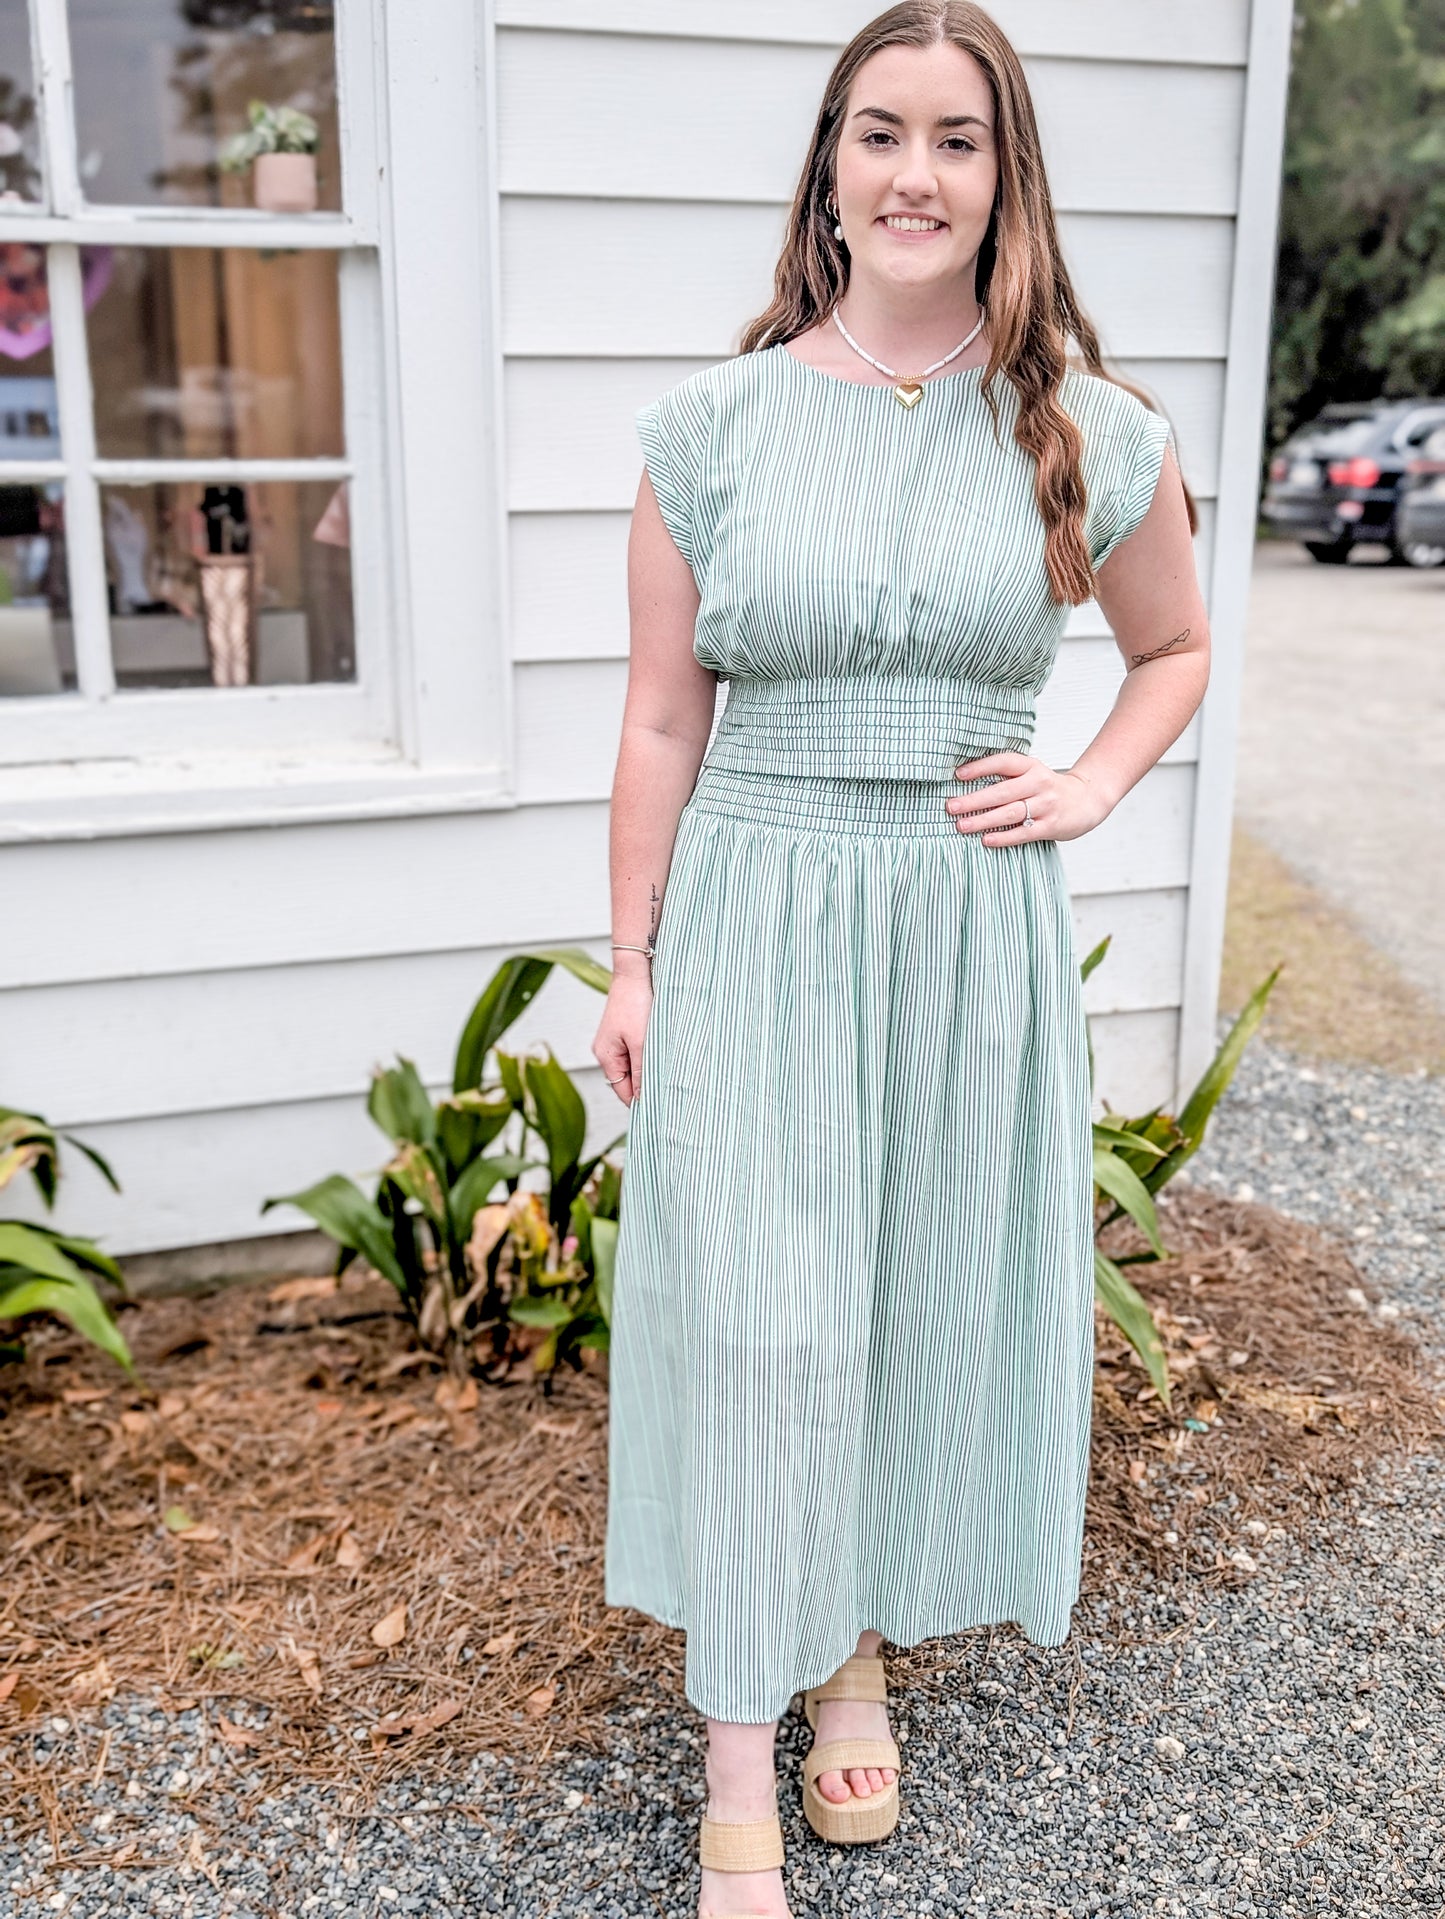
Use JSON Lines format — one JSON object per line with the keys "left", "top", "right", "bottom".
{"left": 832, "top": 40, "right": 1000, "bottom": 301}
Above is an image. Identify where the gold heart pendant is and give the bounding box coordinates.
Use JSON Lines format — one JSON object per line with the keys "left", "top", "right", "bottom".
{"left": 894, "top": 381, "right": 923, "bottom": 409}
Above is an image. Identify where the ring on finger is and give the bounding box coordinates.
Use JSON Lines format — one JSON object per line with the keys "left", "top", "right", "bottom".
{"left": 1020, "top": 795, "right": 1035, "bottom": 827}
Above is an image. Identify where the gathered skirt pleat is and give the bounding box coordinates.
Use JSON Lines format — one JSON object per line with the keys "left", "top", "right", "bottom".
{"left": 603, "top": 759, "right": 1095, "bottom": 1724}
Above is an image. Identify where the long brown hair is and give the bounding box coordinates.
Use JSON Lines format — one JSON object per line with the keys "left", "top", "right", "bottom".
{"left": 736, "top": 0, "right": 1198, "bottom": 606}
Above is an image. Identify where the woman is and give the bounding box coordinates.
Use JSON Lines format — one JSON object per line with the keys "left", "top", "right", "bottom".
{"left": 592, "top": 5, "right": 1209, "bottom": 1914}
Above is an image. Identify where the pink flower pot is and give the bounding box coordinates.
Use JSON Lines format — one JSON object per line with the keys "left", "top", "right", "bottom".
{"left": 252, "top": 151, "right": 318, "bottom": 214}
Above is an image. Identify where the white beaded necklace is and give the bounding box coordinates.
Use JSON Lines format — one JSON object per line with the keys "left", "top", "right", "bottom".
{"left": 830, "top": 305, "right": 987, "bottom": 409}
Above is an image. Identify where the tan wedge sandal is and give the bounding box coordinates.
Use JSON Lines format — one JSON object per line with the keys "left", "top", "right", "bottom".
{"left": 800, "top": 1652, "right": 901, "bottom": 1844}
{"left": 697, "top": 1803, "right": 786, "bottom": 1917}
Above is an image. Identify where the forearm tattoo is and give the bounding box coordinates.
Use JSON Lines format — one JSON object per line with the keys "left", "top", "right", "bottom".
{"left": 648, "top": 882, "right": 660, "bottom": 946}
{"left": 1128, "top": 626, "right": 1190, "bottom": 669}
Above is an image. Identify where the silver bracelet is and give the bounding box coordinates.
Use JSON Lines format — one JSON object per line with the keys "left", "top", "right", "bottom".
{"left": 611, "top": 941, "right": 655, "bottom": 958}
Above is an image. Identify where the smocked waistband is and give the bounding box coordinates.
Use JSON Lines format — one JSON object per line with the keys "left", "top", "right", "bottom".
{"left": 705, "top": 673, "right": 1036, "bottom": 780}
{"left": 684, "top": 761, "right": 1022, "bottom": 838}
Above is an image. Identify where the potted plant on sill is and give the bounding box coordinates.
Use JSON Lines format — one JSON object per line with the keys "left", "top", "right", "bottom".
{"left": 219, "top": 100, "right": 321, "bottom": 214}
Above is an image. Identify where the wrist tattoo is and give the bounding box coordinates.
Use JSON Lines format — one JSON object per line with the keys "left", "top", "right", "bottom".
{"left": 1129, "top": 626, "right": 1189, "bottom": 669}
{"left": 648, "top": 882, "right": 660, "bottom": 945}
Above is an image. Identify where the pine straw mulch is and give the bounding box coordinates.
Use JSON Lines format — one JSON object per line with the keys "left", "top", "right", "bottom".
{"left": 2, "top": 1183, "right": 1442, "bottom": 1836}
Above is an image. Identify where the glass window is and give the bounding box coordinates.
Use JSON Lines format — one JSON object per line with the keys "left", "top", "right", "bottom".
{"left": 0, "top": 2, "right": 42, "bottom": 206}
{"left": 100, "top": 478, "right": 353, "bottom": 688}
{"left": 0, "top": 246, "right": 57, "bottom": 437}
{"left": 0, "top": 482, "right": 70, "bottom": 696}
{"left": 89, "top": 245, "right": 343, "bottom": 460}
{"left": 0, "top": 1, "right": 379, "bottom": 736}
{"left": 68, "top": 0, "right": 340, "bottom": 212}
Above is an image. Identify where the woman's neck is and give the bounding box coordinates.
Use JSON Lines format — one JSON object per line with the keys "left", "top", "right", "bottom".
{"left": 829, "top": 274, "right": 990, "bottom": 370}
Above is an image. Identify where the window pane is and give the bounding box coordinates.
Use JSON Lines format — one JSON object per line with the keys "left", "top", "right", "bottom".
{"left": 0, "top": 482, "right": 72, "bottom": 697}
{"left": 0, "top": 2, "right": 43, "bottom": 205}
{"left": 0, "top": 250, "right": 58, "bottom": 443}
{"left": 89, "top": 246, "right": 343, "bottom": 460}
{"left": 69, "top": 1, "right": 339, "bottom": 212}
{"left": 101, "top": 478, "right": 354, "bottom": 689}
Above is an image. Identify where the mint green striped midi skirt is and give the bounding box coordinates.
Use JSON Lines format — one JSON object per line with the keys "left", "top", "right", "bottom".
{"left": 603, "top": 757, "right": 1095, "bottom": 1724}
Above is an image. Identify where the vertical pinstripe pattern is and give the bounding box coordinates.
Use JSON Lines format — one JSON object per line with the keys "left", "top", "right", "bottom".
{"left": 603, "top": 344, "right": 1175, "bottom": 1725}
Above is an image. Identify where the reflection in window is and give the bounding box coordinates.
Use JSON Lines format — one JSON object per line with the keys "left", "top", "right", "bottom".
{"left": 0, "top": 243, "right": 115, "bottom": 417}
{"left": 69, "top": 0, "right": 339, "bottom": 212}
{"left": 88, "top": 246, "right": 343, "bottom": 460}
{"left": 100, "top": 479, "right": 353, "bottom": 689}
{"left": 0, "top": 3, "right": 42, "bottom": 206}
{"left": 0, "top": 484, "right": 71, "bottom": 697}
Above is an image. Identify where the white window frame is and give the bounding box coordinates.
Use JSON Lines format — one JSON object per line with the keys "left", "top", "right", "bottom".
{"left": 0, "top": 0, "right": 512, "bottom": 836}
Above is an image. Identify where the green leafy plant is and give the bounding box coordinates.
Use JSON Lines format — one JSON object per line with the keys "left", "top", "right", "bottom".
{"left": 0, "top": 1106, "right": 130, "bottom": 1370}
{"left": 1083, "top": 938, "right": 1282, "bottom": 1411}
{"left": 264, "top": 948, "right": 625, "bottom": 1380}
{"left": 218, "top": 100, "right": 321, "bottom": 170}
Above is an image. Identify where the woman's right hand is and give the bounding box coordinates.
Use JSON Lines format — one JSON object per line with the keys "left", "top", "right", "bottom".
{"left": 593, "top": 965, "right": 654, "bottom": 1105}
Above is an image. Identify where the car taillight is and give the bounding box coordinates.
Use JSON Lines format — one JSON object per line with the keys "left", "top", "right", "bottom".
{"left": 1269, "top": 455, "right": 1289, "bottom": 480}
{"left": 1327, "top": 456, "right": 1381, "bottom": 488}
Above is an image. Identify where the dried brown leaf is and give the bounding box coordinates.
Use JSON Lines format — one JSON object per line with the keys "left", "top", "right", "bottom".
{"left": 368, "top": 1697, "right": 462, "bottom": 1751}
{"left": 435, "top": 1376, "right": 480, "bottom": 1415}
{"left": 69, "top": 1657, "right": 116, "bottom": 1704}
{"left": 268, "top": 1276, "right": 340, "bottom": 1305}
{"left": 293, "top": 1646, "right": 323, "bottom": 1694}
{"left": 215, "top": 1713, "right": 265, "bottom": 1751}
{"left": 370, "top": 1603, "right": 407, "bottom": 1649}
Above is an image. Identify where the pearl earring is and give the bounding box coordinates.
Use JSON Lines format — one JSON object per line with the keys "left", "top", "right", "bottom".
{"left": 828, "top": 197, "right": 843, "bottom": 242}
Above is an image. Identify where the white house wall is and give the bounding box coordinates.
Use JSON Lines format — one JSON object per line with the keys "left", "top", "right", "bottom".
{"left": 3, "top": 0, "right": 1284, "bottom": 1255}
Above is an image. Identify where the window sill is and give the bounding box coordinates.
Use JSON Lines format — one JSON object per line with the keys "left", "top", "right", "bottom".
{"left": 0, "top": 750, "right": 514, "bottom": 844}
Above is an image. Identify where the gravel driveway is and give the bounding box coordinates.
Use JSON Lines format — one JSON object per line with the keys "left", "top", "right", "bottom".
{"left": 4, "top": 1039, "right": 1443, "bottom": 1919}
{"left": 1237, "top": 540, "right": 1445, "bottom": 1012}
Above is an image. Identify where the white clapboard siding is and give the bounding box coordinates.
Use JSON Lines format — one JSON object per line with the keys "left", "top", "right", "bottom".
{"left": 4, "top": 889, "right": 1184, "bottom": 1129}
{"left": 498, "top": 211, "right": 1234, "bottom": 367}
{"left": 495, "top": 2, "right": 1250, "bottom": 69}
{"left": 495, "top": 32, "right": 1244, "bottom": 215}
{"left": 504, "top": 354, "right": 1223, "bottom": 510}
{"left": 1074, "top": 890, "right": 1186, "bottom": 1017}
{"left": 6, "top": 945, "right": 617, "bottom": 1129}
{"left": 1089, "top": 1008, "right": 1181, "bottom": 1115}
{"left": 510, "top": 501, "right": 1219, "bottom": 661}
{"left": 0, "top": 806, "right": 612, "bottom": 992}
{"left": 511, "top": 654, "right": 1200, "bottom": 806}
{"left": 14, "top": 997, "right": 1180, "bottom": 1256}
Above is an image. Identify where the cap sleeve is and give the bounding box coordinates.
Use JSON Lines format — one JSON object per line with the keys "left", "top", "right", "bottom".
{"left": 635, "top": 376, "right": 715, "bottom": 582}
{"left": 1090, "top": 400, "right": 1176, "bottom": 570}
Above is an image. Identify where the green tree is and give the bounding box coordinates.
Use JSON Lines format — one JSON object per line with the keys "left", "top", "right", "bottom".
{"left": 1270, "top": 0, "right": 1445, "bottom": 448}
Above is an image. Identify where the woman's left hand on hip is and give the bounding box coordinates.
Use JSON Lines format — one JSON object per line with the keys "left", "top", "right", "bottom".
{"left": 947, "top": 752, "right": 1109, "bottom": 845}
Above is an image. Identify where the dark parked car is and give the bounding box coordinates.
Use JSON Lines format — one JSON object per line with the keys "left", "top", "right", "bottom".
{"left": 1261, "top": 396, "right": 1445, "bottom": 564}
{"left": 1395, "top": 421, "right": 1445, "bottom": 569}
